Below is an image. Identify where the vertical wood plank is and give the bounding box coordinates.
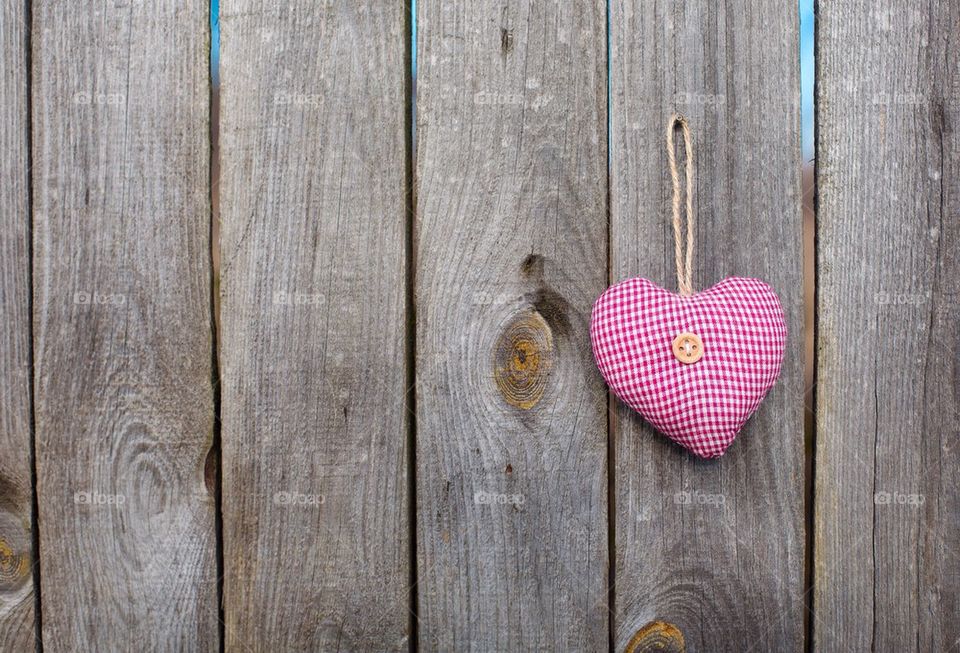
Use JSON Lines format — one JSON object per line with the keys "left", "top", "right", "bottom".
{"left": 218, "top": 2, "right": 409, "bottom": 649}
{"left": 0, "top": 0, "right": 35, "bottom": 647}
{"left": 415, "top": 1, "right": 608, "bottom": 649}
{"left": 814, "top": 2, "right": 959, "bottom": 650}
{"left": 32, "top": 1, "right": 216, "bottom": 648}
{"left": 610, "top": 2, "right": 805, "bottom": 650}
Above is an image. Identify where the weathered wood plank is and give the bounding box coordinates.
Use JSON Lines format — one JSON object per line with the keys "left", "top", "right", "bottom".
{"left": 0, "top": 0, "right": 35, "bottom": 648}
{"left": 32, "top": 1, "right": 216, "bottom": 648}
{"left": 814, "top": 2, "right": 959, "bottom": 650}
{"left": 218, "top": 2, "right": 409, "bottom": 649}
{"left": 610, "top": 2, "right": 805, "bottom": 650}
{"left": 414, "top": 1, "right": 608, "bottom": 649}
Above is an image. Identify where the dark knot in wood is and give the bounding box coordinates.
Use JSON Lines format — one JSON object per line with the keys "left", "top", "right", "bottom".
{"left": 494, "top": 310, "right": 553, "bottom": 409}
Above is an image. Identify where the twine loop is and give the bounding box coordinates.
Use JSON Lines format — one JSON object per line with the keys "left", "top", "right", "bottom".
{"left": 667, "top": 114, "right": 694, "bottom": 296}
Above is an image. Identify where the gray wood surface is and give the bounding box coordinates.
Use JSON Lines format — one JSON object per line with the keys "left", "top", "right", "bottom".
{"left": 0, "top": 0, "right": 35, "bottom": 648}
{"left": 814, "top": 2, "right": 959, "bottom": 650}
{"left": 218, "top": 2, "right": 410, "bottom": 650}
{"left": 14, "top": 3, "right": 959, "bottom": 650}
{"left": 414, "top": 1, "right": 608, "bottom": 649}
{"left": 31, "top": 1, "right": 217, "bottom": 648}
{"left": 609, "top": 1, "right": 805, "bottom": 650}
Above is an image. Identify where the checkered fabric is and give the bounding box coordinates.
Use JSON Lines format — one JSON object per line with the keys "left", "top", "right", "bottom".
{"left": 591, "top": 276, "right": 787, "bottom": 458}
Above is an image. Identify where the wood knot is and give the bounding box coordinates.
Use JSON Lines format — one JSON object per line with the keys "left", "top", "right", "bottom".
{"left": 0, "top": 535, "right": 30, "bottom": 592}
{"left": 493, "top": 310, "right": 553, "bottom": 409}
{"left": 624, "top": 621, "right": 685, "bottom": 653}
{"left": 500, "top": 27, "right": 514, "bottom": 53}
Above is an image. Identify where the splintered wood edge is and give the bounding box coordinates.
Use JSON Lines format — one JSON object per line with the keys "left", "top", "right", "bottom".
{"left": 623, "top": 620, "right": 686, "bottom": 653}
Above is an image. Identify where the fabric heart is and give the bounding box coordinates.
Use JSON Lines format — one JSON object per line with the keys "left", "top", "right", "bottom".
{"left": 590, "top": 276, "right": 787, "bottom": 458}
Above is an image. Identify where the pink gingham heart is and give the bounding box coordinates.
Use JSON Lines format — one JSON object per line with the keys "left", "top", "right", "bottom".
{"left": 590, "top": 276, "right": 787, "bottom": 458}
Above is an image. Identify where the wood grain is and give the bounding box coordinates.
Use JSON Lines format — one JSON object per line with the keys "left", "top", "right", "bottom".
{"left": 218, "top": 2, "right": 410, "bottom": 649}
{"left": 0, "top": 0, "right": 35, "bottom": 648}
{"left": 610, "top": 1, "right": 805, "bottom": 650}
{"left": 31, "top": 1, "right": 216, "bottom": 648}
{"left": 814, "top": 2, "right": 959, "bottom": 650}
{"left": 414, "top": 1, "right": 608, "bottom": 649}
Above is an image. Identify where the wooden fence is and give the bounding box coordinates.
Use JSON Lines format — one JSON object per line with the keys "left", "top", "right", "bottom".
{"left": 0, "top": 1, "right": 956, "bottom": 651}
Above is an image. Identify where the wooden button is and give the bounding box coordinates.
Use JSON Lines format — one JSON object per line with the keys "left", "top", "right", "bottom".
{"left": 672, "top": 332, "right": 703, "bottom": 364}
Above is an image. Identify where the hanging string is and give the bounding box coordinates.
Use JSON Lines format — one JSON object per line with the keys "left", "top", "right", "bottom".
{"left": 667, "top": 114, "right": 694, "bottom": 296}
